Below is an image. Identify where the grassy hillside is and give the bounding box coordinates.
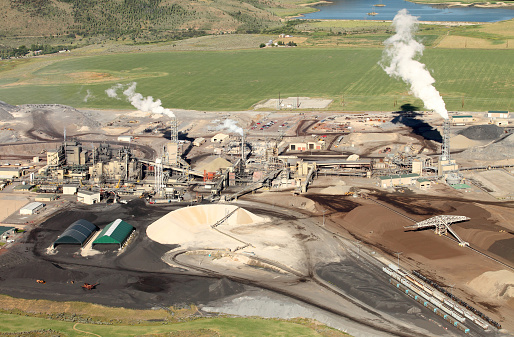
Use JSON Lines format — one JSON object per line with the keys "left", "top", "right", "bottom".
{"left": 0, "top": 0, "right": 314, "bottom": 44}
{"left": 0, "top": 47, "right": 511, "bottom": 112}
{"left": 0, "top": 312, "right": 349, "bottom": 336}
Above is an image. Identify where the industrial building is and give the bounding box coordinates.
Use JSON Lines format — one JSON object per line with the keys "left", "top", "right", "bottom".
{"left": 0, "top": 167, "right": 24, "bottom": 179}
{"left": 63, "top": 184, "right": 78, "bottom": 195}
{"left": 19, "top": 202, "right": 44, "bottom": 215}
{"left": 451, "top": 115, "right": 473, "bottom": 124}
{"left": 117, "top": 135, "right": 133, "bottom": 142}
{"left": 211, "top": 133, "right": 230, "bottom": 143}
{"left": 77, "top": 190, "right": 100, "bottom": 204}
{"left": 0, "top": 226, "right": 15, "bottom": 241}
{"left": 378, "top": 173, "right": 420, "bottom": 188}
{"left": 92, "top": 219, "right": 134, "bottom": 248}
{"left": 53, "top": 219, "right": 98, "bottom": 247}
{"left": 487, "top": 111, "right": 509, "bottom": 119}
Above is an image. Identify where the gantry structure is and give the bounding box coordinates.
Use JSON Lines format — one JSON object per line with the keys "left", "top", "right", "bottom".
{"left": 404, "top": 215, "right": 470, "bottom": 247}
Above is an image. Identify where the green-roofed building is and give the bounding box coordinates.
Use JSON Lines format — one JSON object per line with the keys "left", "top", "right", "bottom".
{"left": 93, "top": 219, "right": 134, "bottom": 248}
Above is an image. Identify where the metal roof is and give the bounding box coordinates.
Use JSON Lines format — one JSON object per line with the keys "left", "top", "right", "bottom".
{"left": 54, "top": 219, "right": 98, "bottom": 247}
{"left": 0, "top": 226, "right": 15, "bottom": 235}
{"left": 451, "top": 115, "right": 473, "bottom": 118}
{"left": 93, "top": 219, "right": 133, "bottom": 246}
{"left": 20, "top": 202, "right": 43, "bottom": 211}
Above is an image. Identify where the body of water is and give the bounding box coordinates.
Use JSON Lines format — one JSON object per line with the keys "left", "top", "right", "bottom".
{"left": 302, "top": 0, "right": 514, "bottom": 22}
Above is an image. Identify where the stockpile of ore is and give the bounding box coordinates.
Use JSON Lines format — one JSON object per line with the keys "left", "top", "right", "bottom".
{"left": 0, "top": 101, "right": 14, "bottom": 120}
{"left": 458, "top": 124, "right": 505, "bottom": 141}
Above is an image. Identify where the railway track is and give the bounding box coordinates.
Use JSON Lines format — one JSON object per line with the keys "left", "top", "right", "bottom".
{"left": 366, "top": 196, "right": 514, "bottom": 271}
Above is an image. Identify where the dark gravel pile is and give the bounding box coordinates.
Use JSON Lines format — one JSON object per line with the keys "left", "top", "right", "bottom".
{"left": 458, "top": 124, "right": 504, "bottom": 141}
{"left": 0, "top": 100, "right": 14, "bottom": 120}
{"left": 457, "top": 133, "right": 514, "bottom": 161}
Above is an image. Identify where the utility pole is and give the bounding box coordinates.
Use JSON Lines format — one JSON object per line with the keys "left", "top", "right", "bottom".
{"left": 322, "top": 208, "right": 326, "bottom": 226}
{"left": 394, "top": 251, "right": 402, "bottom": 269}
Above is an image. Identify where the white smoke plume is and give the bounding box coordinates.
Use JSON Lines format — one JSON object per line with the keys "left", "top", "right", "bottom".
{"left": 379, "top": 9, "right": 448, "bottom": 119}
{"left": 83, "top": 89, "right": 94, "bottom": 103}
{"left": 218, "top": 119, "right": 243, "bottom": 136}
{"left": 105, "top": 84, "right": 122, "bottom": 99}
{"left": 105, "top": 82, "right": 175, "bottom": 118}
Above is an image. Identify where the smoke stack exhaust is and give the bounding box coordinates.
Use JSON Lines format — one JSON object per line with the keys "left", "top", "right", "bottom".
{"left": 380, "top": 9, "right": 448, "bottom": 120}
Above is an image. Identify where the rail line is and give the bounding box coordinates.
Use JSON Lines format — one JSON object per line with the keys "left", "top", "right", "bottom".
{"left": 366, "top": 196, "right": 514, "bottom": 271}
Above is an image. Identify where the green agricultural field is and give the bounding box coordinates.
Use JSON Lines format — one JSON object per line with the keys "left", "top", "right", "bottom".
{"left": 0, "top": 313, "right": 348, "bottom": 337}
{"left": 0, "top": 48, "right": 512, "bottom": 112}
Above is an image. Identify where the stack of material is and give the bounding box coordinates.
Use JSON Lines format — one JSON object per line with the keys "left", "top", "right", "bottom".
{"left": 458, "top": 124, "right": 504, "bottom": 141}
{"left": 0, "top": 101, "right": 14, "bottom": 121}
{"left": 457, "top": 134, "right": 514, "bottom": 161}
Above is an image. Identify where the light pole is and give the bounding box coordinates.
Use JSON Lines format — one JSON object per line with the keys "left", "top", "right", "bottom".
{"left": 394, "top": 251, "right": 402, "bottom": 269}
{"left": 322, "top": 209, "right": 326, "bottom": 226}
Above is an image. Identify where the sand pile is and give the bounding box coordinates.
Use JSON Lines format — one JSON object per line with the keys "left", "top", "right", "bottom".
{"left": 459, "top": 124, "right": 504, "bottom": 140}
{"left": 197, "top": 157, "right": 232, "bottom": 173}
{"left": 318, "top": 182, "right": 351, "bottom": 195}
{"left": 450, "top": 134, "right": 485, "bottom": 150}
{"left": 467, "top": 270, "right": 514, "bottom": 300}
{"left": 147, "top": 204, "right": 265, "bottom": 249}
{"left": 0, "top": 101, "right": 14, "bottom": 121}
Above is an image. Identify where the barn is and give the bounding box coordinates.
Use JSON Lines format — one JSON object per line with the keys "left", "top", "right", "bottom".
{"left": 53, "top": 219, "right": 98, "bottom": 248}
{"left": 92, "top": 219, "right": 134, "bottom": 248}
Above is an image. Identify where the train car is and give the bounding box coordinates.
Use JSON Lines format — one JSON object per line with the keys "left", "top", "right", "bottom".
{"left": 474, "top": 318, "right": 489, "bottom": 330}
{"left": 432, "top": 290, "right": 446, "bottom": 302}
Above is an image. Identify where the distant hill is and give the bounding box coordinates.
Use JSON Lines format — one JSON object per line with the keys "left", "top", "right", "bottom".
{"left": 0, "top": 0, "right": 287, "bottom": 42}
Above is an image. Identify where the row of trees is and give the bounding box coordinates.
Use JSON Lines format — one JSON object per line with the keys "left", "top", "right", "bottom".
{"left": 0, "top": 44, "right": 74, "bottom": 59}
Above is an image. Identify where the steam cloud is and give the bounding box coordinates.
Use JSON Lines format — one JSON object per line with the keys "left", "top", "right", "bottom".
{"left": 105, "top": 82, "right": 175, "bottom": 118}
{"left": 83, "top": 89, "right": 94, "bottom": 103}
{"left": 379, "top": 9, "right": 448, "bottom": 119}
{"left": 218, "top": 119, "right": 243, "bottom": 136}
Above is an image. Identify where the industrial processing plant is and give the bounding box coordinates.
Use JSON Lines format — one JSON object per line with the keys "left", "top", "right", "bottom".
{"left": 0, "top": 10, "right": 513, "bottom": 337}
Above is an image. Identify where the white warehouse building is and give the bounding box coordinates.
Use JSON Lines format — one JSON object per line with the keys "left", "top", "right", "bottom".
{"left": 20, "top": 202, "right": 44, "bottom": 215}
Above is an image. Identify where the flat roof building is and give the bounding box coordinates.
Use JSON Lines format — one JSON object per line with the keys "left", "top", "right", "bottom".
{"left": 77, "top": 190, "right": 101, "bottom": 205}
{"left": 53, "top": 219, "right": 98, "bottom": 247}
{"left": 93, "top": 219, "right": 134, "bottom": 248}
{"left": 211, "top": 133, "right": 229, "bottom": 143}
{"left": 117, "top": 135, "right": 134, "bottom": 142}
{"left": 0, "top": 226, "right": 15, "bottom": 241}
{"left": 379, "top": 173, "right": 420, "bottom": 188}
{"left": 63, "top": 184, "right": 78, "bottom": 195}
{"left": 0, "top": 167, "right": 23, "bottom": 179}
{"left": 20, "top": 202, "right": 44, "bottom": 215}
{"left": 487, "top": 111, "right": 509, "bottom": 119}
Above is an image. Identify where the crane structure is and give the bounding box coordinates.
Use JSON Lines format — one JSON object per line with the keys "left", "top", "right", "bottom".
{"left": 404, "top": 215, "right": 470, "bottom": 247}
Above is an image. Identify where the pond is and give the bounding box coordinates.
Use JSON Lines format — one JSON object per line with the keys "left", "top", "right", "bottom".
{"left": 302, "top": 0, "right": 514, "bottom": 22}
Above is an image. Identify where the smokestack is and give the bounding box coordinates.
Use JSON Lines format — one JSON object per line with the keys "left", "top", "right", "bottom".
{"left": 380, "top": 9, "right": 448, "bottom": 120}
{"left": 241, "top": 130, "right": 245, "bottom": 163}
